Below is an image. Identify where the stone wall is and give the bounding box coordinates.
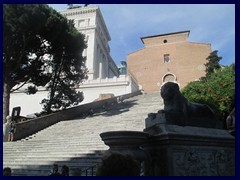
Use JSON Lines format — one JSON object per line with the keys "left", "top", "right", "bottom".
{"left": 12, "top": 91, "right": 141, "bottom": 141}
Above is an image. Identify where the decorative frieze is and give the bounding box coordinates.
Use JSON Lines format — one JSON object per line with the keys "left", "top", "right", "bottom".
{"left": 62, "top": 9, "right": 97, "bottom": 17}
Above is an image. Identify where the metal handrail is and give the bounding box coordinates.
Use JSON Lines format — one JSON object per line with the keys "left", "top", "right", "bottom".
{"left": 81, "top": 164, "right": 98, "bottom": 176}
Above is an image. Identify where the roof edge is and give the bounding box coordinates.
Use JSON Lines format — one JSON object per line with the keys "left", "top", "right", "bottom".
{"left": 141, "top": 30, "right": 190, "bottom": 44}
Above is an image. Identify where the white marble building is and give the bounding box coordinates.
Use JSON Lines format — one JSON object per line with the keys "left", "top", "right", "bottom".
{"left": 10, "top": 5, "right": 139, "bottom": 116}
{"left": 60, "top": 5, "right": 120, "bottom": 80}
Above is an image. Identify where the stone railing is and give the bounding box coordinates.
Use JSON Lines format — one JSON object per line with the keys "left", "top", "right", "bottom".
{"left": 12, "top": 90, "right": 141, "bottom": 141}
{"left": 82, "top": 75, "right": 129, "bottom": 84}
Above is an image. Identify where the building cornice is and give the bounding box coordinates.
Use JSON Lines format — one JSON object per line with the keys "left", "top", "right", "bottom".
{"left": 60, "top": 6, "right": 98, "bottom": 17}
{"left": 141, "top": 30, "right": 190, "bottom": 44}
{"left": 60, "top": 6, "right": 111, "bottom": 42}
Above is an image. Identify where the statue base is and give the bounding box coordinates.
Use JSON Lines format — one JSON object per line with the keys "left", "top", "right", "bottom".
{"left": 143, "top": 120, "right": 235, "bottom": 176}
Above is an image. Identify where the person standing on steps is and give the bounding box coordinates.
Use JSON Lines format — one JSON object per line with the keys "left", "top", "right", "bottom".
{"left": 226, "top": 107, "right": 235, "bottom": 136}
{"left": 3, "top": 116, "right": 10, "bottom": 141}
{"left": 3, "top": 167, "right": 12, "bottom": 176}
{"left": 49, "top": 164, "right": 61, "bottom": 176}
{"left": 7, "top": 116, "right": 16, "bottom": 142}
{"left": 61, "top": 165, "right": 69, "bottom": 176}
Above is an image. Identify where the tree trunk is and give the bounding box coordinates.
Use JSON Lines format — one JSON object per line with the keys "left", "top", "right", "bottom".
{"left": 3, "top": 82, "right": 11, "bottom": 124}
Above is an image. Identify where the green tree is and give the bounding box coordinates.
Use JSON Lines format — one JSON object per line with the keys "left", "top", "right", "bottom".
{"left": 204, "top": 50, "right": 222, "bottom": 78}
{"left": 4, "top": 4, "right": 51, "bottom": 122}
{"left": 41, "top": 19, "right": 88, "bottom": 114}
{"left": 3, "top": 4, "right": 87, "bottom": 122}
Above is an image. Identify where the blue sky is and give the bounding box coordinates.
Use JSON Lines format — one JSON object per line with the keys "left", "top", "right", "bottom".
{"left": 49, "top": 4, "right": 235, "bottom": 66}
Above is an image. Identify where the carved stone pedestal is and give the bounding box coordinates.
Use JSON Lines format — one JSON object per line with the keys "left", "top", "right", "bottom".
{"left": 143, "top": 123, "right": 235, "bottom": 176}
{"left": 100, "top": 131, "right": 149, "bottom": 162}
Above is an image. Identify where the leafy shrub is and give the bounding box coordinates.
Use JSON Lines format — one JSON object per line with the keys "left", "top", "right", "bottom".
{"left": 181, "top": 63, "right": 235, "bottom": 122}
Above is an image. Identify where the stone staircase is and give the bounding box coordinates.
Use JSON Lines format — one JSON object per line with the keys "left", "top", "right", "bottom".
{"left": 3, "top": 93, "right": 164, "bottom": 176}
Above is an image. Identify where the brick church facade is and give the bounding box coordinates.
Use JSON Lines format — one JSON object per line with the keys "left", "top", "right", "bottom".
{"left": 127, "top": 31, "right": 211, "bottom": 93}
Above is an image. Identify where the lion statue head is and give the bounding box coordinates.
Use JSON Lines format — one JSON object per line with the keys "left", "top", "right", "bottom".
{"left": 160, "top": 82, "right": 180, "bottom": 101}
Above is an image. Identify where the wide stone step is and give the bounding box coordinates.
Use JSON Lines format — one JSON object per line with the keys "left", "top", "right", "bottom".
{"left": 3, "top": 153, "right": 104, "bottom": 158}
{"left": 3, "top": 151, "right": 104, "bottom": 156}
{"left": 8, "top": 137, "right": 104, "bottom": 141}
{"left": 3, "top": 144, "right": 106, "bottom": 149}
{"left": 5, "top": 143, "right": 103, "bottom": 147}
{"left": 4, "top": 149, "right": 106, "bottom": 155}
{"left": 4, "top": 155, "right": 102, "bottom": 161}
{"left": 4, "top": 140, "right": 105, "bottom": 146}
{"left": 3, "top": 146, "right": 107, "bottom": 152}
{"left": 4, "top": 159, "right": 101, "bottom": 166}
{"left": 4, "top": 148, "right": 104, "bottom": 153}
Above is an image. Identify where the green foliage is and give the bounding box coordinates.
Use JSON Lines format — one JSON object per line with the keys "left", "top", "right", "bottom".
{"left": 41, "top": 15, "right": 88, "bottom": 113}
{"left": 4, "top": 4, "right": 52, "bottom": 90}
{"left": 3, "top": 4, "right": 88, "bottom": 117}
{"left": 182, "top": 64, "right": 235, "bottom": 121}
{"left": 204, "top": 50, "right": 222, "bottom": 78}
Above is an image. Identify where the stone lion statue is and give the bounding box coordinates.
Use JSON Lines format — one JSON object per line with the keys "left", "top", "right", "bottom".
{"left": 159, "top": 82, "right": 221, "bottom": 128}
